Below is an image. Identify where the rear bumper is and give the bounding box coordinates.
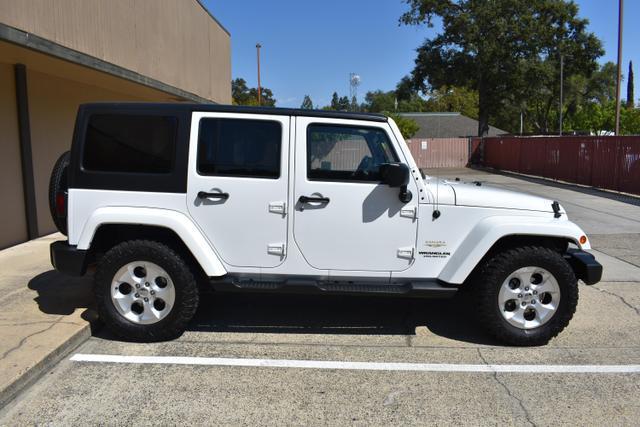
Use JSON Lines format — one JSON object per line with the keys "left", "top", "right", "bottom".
{"left": 566, "top": 249, "right": 603, "bottom": 285}
{"left": 50, "top": 241, "right": 88, "bottom": 276}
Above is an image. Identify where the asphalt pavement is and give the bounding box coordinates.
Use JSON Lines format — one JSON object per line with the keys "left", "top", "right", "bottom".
{"left": 1, "top": 168, "right": 638, "bottom": 425}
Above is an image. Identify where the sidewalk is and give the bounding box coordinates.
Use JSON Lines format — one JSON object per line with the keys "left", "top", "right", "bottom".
{"left": 0, "top": 234, "right": 96, "bottom": 408}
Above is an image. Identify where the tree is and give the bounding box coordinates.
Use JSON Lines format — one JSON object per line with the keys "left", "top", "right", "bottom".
{"left": 350, "top": 96, "right": 359, "bottom": 112}
{"left": 326, "top": 92, "right": 351, "bottom": 111}
{"left": 330, "top": 92, "right": 340, "bottom": 110}
{"left": 338, "top": 96, "right": 350, "bottom": 111}
{"left": 362, "top": 90, "right": 397, "bottom": 112}
{"left": 231, "top": 78, "right": 251, "bottom": 104}
{"left": 628, "top": 61, "right": 635, "bottom": 108}
{"left": 300, "top": 95, "right": 314, "bottom": 109}
{"left": 361, "top": 89, "right": 417, "bottom": 113}
{"left": 567, "top": 100, "right": 640, "bottom": 135}
{"left": 231, "top": 78, "right": 276, "bottom": 106}
{"left": 518, "top": 61, "right": 616, "bottom": 133}
{"left": 400, "top": 0, "right": 603, "bottom": 136}
{"left": 395, "top": 76, "right": 416, "bottom": 102}
{"left": 586, "top": 62, "right": 618, "bottom": 105}
{"left": 424, "top": 86, "right": 479, "bottom": 119}
{"left": 360, "top": 84, "right": 477, "bottom": 117}
{"left": 387, "top": 113, "right": 420, "bottom": 138}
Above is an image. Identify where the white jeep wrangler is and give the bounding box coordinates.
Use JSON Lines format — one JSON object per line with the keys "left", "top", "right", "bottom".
{"left": 49, "top": 103, "right": 602, "bottom": 345}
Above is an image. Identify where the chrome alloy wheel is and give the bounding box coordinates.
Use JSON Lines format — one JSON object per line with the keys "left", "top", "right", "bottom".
{"left": 498, "top": 266, "right": 561, "bottom": 329}
{"left": 110, "top": 261, "right": 176, "bottom": 325}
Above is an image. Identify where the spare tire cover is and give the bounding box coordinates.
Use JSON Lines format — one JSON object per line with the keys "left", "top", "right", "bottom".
{"left": 48, "top": 151, "right": 70, "bottom": 235}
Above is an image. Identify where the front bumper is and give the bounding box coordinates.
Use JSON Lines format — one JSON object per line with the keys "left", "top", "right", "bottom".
{"left": 50, "top": 241, "right": 88, "bottom": 276}
{"left": 566, "top": 249, "right": 603, "bottom": 285}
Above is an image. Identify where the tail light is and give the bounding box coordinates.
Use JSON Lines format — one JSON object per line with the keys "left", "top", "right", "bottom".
{"left": 55, "top": 192, "right": 66, "bottom": 217}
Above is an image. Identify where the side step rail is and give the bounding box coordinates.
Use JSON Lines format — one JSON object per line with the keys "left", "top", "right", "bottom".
{"left": 210, "top": 278, "right": 459, "bottom": 298}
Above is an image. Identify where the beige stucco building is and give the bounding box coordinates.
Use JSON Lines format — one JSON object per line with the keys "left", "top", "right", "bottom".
{"left": 0, "top": 0, "right": 231, "bottom": 249}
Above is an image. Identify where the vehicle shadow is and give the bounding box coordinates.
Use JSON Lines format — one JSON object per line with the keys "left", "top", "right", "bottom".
{"left": 187, "top": 292, "right": 499, "bottom": 346}
{"left": 28, "top": 270, "right": 498, "bottom": 345}
{"left": 27, "top": 270, "right": 98, "bottom": 324}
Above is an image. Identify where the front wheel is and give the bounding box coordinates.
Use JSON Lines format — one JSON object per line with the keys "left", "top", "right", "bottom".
{"left": 94, "top": 240, "right": 199, "bottom": 342}
{"left": 473, "top": 246, "right": 578, "bottom": 346}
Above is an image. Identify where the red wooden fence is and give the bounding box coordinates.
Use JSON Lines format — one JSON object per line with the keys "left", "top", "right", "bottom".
{"left": 406, "top": 138, "right": 469, "bottom": 168}
{"left": 474, "top": 136, "right": 640, "bottom": 196}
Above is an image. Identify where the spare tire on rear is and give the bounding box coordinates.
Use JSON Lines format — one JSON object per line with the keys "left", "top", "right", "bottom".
{"left": 48, "top": 151, "right": 70, "bottom": 235}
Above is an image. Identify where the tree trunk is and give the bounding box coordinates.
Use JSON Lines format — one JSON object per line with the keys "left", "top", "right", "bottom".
{"left": 478, "top": 106, "right": 489, "bottom": 137}
{"left": 477, "top": 79, "right": 490, "bottom": 137}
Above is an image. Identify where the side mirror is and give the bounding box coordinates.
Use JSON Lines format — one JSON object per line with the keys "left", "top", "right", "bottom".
{"left": 379, "top": 163, "right": 413, "bottom": 203}
{"left": 379, "top": 163, "right": 410, "bottom": 187}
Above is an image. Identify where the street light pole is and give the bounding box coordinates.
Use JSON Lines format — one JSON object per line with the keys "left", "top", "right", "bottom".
{"left": 559, "top": 54, "right": 564, "bottom": 136}
{"left": 256, "top": 43, "right": 262, "bottom": 106}
{"left": 615, "top": 0, "right": 623, "bottom": 135}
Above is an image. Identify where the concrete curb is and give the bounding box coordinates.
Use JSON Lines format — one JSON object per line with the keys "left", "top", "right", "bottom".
{"left": 0, "top": 323, "right": 93, "bottom": 409}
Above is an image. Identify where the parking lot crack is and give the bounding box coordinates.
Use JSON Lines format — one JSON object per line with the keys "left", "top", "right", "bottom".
{"left": 591, "top": 286, "right": 640, "bottom": 316}
{"left": 0, "top": 316, "right": 65, "bottom": 361}
{"left": 477, "top": 349, "right": 536, "bottom": 427}
{"left": 405, "top": 335, "right": 413, "bottom": 347}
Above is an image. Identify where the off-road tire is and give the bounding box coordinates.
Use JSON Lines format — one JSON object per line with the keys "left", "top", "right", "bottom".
{"left": 94, "top": 240, "right": 199, "bottom": 342}
{"left": 48, "top": 151, "right": 70, "bottom": 235}
{"left": 473, "top": 246, "right": 578, "bottom": 346}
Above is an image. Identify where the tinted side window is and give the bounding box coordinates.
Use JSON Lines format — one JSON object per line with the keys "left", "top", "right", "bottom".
{"left": 83, "top": 114, "right": 177, "bottom": 173}
{"left": 197, "top": 118, "right": 281, "bottom": 179}
{"left": 307, "top": 124, "right": 398, "bottom": 182}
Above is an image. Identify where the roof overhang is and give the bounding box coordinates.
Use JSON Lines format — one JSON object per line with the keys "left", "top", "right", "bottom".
{"left": 0, "top": 22, "right": 211, "bottom": 104}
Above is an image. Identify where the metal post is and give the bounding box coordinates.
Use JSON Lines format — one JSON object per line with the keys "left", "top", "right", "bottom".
{"left": 615, "top": 0, "right": 623, "bottom": 135}
{"left": 14, "top": 64, "right": 39, "bottom": 240}
{"left": 256, "top": 43, "right": 262, "bottom": 106}
{"left": 559, "top": 54, "right": 564, "bottom": 136}
{"left": 520, "top": 111, "right": 524, "bottom": 135}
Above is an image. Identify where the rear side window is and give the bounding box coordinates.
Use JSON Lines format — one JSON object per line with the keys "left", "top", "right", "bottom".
{"left": 83, "top": 114, "right": 177, "bottom": 173}
{"left": 197, "top": 118, "right": 281, "bottom": 179}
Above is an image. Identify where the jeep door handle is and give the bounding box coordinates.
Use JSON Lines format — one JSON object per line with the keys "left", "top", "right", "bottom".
{"left": 298, "top": 195, "right": 330, "bottom": 204}
{"left": 198, "top": 191, "right": 229, "bottom": 200}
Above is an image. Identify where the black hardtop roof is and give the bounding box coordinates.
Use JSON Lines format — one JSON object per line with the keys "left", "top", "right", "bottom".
{"left": 79, "top": 102, "right": 389, "bottom": 123}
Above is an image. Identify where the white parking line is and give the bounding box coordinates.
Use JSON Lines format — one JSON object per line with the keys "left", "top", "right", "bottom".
{"left": 70, "top": 354, "right": 640, "bottom": 373}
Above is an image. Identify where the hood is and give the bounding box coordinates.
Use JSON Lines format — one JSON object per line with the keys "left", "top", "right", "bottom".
{"left": 447, "top": 180, "right": 561, "bottom": 214}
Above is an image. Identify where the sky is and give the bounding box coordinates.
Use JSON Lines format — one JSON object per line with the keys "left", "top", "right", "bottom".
{"left": 203, "top": 0, "right": 639, "bottom": 108}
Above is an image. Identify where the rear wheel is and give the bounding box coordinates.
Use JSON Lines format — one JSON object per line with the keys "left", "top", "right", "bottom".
{"left": 94, "top": 240, "right": 199, "bottom": 341}
{"left": 473, "top": 246, "right": 578, "bottom": 346}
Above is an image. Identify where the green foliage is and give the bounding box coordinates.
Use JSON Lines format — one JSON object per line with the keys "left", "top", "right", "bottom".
{"left": 350, "top": 96, "right": 359, "bottom": 112}
{"left": 360, "top": 85, "right": 478, "bottom": 119}
{"left": 231, "top": 78, "right": 276, "bottom": 107}
{"left": 566, "top": 100, "right": 640, "bottom": 135}
{"left": 330, "top": 92, "right": 340, "bottom": 109}
{"left": 424, "top": 86, "right": 479, "bottom": 119}
{"left": 514, "top": 61, "right": 617, "bottom": 134}
{"left": 327, "top": 92, "right": 352, "bottom": 111}
{"left": 300, "top": 95, "right": 314, "bottom": 109}
{"left": 401, "top": 0, "right": 604, "bottom": 136}
{"left": 338, "top": 96, "right": 350, "bottom": 110}
{"left": 362, "top": 90, "right": 397, "bottom": 112}
{"left": 386, "top": 112, "right": 420, "bottom": 139}
{"left": 621, "top": 107, "right": 640, "bottom": 134}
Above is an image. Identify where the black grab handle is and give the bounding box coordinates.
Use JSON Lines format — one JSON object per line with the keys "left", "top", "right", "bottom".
{"left": 298, "top": 195, "right": 330, "bottom": 204}
{"left": 198, "top": 191, "right": 229, "bottom": 200}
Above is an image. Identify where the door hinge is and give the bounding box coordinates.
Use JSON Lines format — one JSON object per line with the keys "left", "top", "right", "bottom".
{"left": 267, "top": 243, "right": 286, "bottom": 256}
{"left": 397, "top": 246, "right": 415, "bottom": 259}
{"left": 400, "top": 206, "right": 417, "bottom": 219}
{"left": 269, "top": 201, "right": 287, "bottom": 216}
